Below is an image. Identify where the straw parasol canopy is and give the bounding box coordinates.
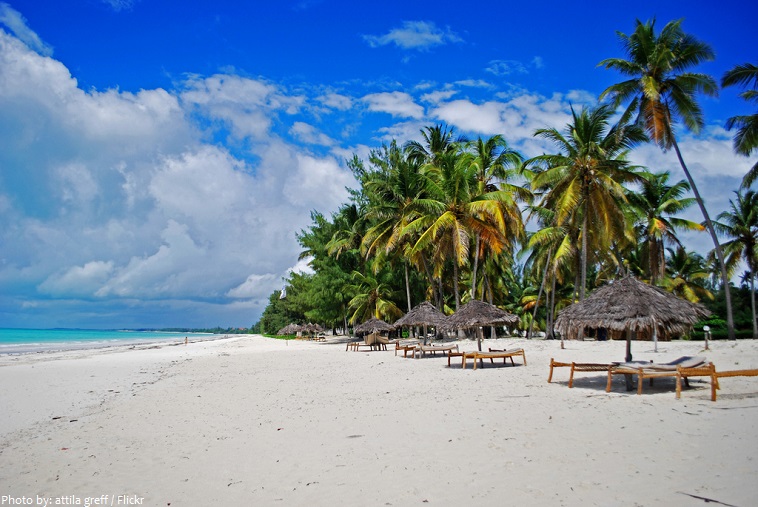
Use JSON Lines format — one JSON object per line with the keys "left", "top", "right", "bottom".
{"left": 395, "top": 301, "right": 447, "bottom": 328}
{"left": 444, "top": 300, "right": 519, "bottom": 350}
{"left": 354, "top": 317, "right": 394, "bottom": 335}
{"left": 554, "top": 275, "right": 711, "bottom": 361}
{"left": 394, "top": 301, "right": 448, "bottom": 344}
{"left": 303, "top": 323, "right": 324, "bottom": 334}
{"left": 444, "top": 300, "right": 519, "bottom": 330}
{"left": 277, "top": 323, "right": 302, "bottom": 335}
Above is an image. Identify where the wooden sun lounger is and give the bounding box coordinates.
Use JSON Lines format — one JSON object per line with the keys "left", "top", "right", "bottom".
{"left": 346, "top": 340, "right": 373, "bottom": 351}
{"left": 461, "top": 348, "right": 526, "bottom": 370}
{"left": 414, "top": 343, "right": 458, "bottom": 358}
{"left": 346, "top": 333, "right": 389, "bottom": 352}
{"left": 675, "top": 363, "right": 718, "bottom": 400}
{"left": 547, "top": 358, "right": 612, "bottom": 387}
{"left": 704, "top": 368, "right": 758, "bottom": 401}
{"left": 395, "top": 340, "right": 420, "bottom": 357}
{"left": 607, "top": 357, "right": 711, "bottom": 395}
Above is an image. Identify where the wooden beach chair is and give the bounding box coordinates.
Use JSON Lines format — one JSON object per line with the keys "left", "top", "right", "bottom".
{"left": 414, "top": 343, "right": 458, "bottom": 358}
{"left": 686, "top": 367, "right": 758, "bottom": 401}
{"left": 395, "top": 339, "right": 420, "bottom": 357}
{"left": 675, "top": 363, "right": 718, "bottom": 400}
{"left": 607, "top": 356, "right": 708, "bottom": 395}
{"left": 547, "top": 359, "right": 613, "bottom": 387}
{"left": 346, "top": 333, "right": 380, "bottom": 352}
{"left": 461, "top": 348, "right": 526, "bottom": 370}
{"left": 374, "top": 334, "right": 390, "bottom": 351}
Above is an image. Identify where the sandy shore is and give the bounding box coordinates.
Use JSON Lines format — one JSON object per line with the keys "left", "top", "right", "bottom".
{"left": 1, "top": 335, "right": 757, "bottom": 506}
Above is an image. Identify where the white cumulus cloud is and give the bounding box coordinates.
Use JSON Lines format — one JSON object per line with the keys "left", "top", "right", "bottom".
{"left": 362, "top": 91, "right": 424, "bottom": 119}
{"left": 363, "top": 21, "right": 462, "bottom": 51}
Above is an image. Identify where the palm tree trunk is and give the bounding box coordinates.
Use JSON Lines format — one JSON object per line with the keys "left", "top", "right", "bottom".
{"left": 528, "top": 249, "right": 552, "bottom": 339}
{"left": 485, "top": 275, "right": 496, "bottom": 339}
{"left": 580, "top": 208, "right": 588, "bottom": 301}
{"left": 420, "top": 255, "right": 439, "bottom": 309}
{"left": 649, "top": 236, "right": 659, "bottom": 284}
{"left": 404, "top": 260, "right": 412, "bottom": 312}
{"left": 471, "top": 234, "right": 480, "bottom": 301}
{"left": 752, "top": 271, "right": 757, "bottom": 339}
{"left": 671, "top": 137, "right": 736, "bottom": 340}
{"left": 453, "top": 261, "right": 460, "bottom": 310}
{"left": 548, "top": 271, "right": 557, "bottom": 339}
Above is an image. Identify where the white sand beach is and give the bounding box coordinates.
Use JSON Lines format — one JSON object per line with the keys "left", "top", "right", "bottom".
{"left": 1, "top": 336, "right": 757, "bottom": 506}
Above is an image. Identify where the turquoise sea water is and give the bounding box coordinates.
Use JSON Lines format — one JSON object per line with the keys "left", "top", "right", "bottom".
{"left": 0, "top": 328, "right": 214, "bottom": 354}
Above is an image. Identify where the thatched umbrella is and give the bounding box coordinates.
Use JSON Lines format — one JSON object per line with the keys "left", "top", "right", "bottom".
{"left": 444, "top": 300, "right": 519, "bottom": 350}
{"left": 394, "top": 301, "right": 447, "bottom": 344}
{"left": 302, "top": 323, "right": 324, "bottom": 338}
{"left": 554, "top": 276, "right": 711, "bottom": 362}
{"left": 277, "top": 323, "right": 302, "bottom": 335}
{"left": 354, "top": 317, "right": 394, "bottom": 335}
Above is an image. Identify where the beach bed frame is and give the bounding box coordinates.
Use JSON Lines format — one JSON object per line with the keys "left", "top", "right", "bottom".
{"left": 707, "top": 368, "right": 758, "bottom": 401}
{"left": 606, "top": 357, "right": 713, "bottom": 396}
{"left": 414, "top": 343, "right": 458, "bottom": 359}
{"left": 395, "top": 340, "right": 420, "bottom": 357}
{"left": 549, "top": 355, "right": 758, "bottom": 400}
{"left": 346, "top": 333, "right": 389, "bottom": 352}
{"left": 460, "top": 348, "right": 526, "bottom": 370}
{"left": 548, "top": 358, "right": 612, "bottom": 387}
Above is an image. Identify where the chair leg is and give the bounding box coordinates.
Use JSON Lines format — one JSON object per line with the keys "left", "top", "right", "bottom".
{"left": 548, "top": 359, "right": 554, "bottom": 383}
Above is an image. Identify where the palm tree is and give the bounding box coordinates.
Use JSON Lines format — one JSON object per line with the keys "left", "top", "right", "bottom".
{"left": 405, "top": 124, "right": 462, "bottom": 167}
{"left": 721, "top": 63, "right": 758, "bottom": 187}
{"left": 713, "top": 190, "right": 758, "bottom": 338}
{"left": 462, "top": 135, "right": 526, "bottom": 300}
{"left": 405, "top": 150, "right": 519, "bottom": 310}
{"left": 528, "top": 104, "right": 646, "bottom": 300}
{"left": 347, "top": 270, "right": 403, "bottom": 324}
{"left": 663, "top": 247, "right": 714, "bottom": 304}
{"left": 625, "top": 171, "right": 704, "bottom": 284}
{"left": 361, "top": 142, "right": 426, "bottom": 312}
{"left": 325, "top": 203, "right": 367, "bottom": 262}
{"left": 597, "top": 18, "right": 735, "bottom": 339}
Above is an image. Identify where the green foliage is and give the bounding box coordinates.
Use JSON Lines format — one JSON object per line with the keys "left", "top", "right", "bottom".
{"left": 252, "top": 117, "right": 743, "bottom": 335}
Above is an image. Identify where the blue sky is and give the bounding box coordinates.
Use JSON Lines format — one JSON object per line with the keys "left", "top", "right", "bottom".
{"left": 0, "top": 0, "right": 755, "bottom": 329}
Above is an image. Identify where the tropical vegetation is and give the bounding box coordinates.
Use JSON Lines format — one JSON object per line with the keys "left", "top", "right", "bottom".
{"left": 254, "top": 19, "right": 758, "bottom": 340}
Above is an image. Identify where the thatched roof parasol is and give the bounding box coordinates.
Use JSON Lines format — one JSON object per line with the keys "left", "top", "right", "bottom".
{"left": 444, "top": 300, "right": 519, "bottom": 330}
{"left": 354, "top": 317, "right": 394, "bottom": 335}
{"left": 444, "top": 300, "right": 519, "bottom": 350}
{"left": 302, "top": 323, "right": 324, "bottom": 334}
{"left": 277, "top": 323, "right": 302, "bottom": 335}
{"left": 554, "top": 275, "right": 711, "bottom": 361}
{"left": 394, "top": 301, "right": 448, "bottom": 344}
{"left": 394, "top": 301, "right": 447, "bottom": 328}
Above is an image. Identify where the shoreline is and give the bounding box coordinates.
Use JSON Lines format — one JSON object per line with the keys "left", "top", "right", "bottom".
{"left": 1, "top": 336, "right": 757, "bottom": 505}
{"left": 0, "top": 330, "right": 233, "bottom": 356}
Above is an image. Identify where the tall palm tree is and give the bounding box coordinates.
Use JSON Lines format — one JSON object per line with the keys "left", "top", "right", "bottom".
{"left": 462, "top": 135, "right": 526, "bottom": 300}
{"left": 361, "top": 142, "right": 425, "bottom": 312}
{"left": 406, "top": 124, "right": 462, "bottom": 167}
{"left": 528, "top": 104, "right": 647, "bottom": 300}
{"left": 597, "top": 18, "right": 735, "bottom": 338}
{"left": 663, "top": 247, "right": 714, "bottom": 304}
{"left": 405, "top": 150, "right": 519, "bottom": 310}
{"left": 721, "top": 63, "right": 758, "bottom": 187}
{"left": 713, "top": 190, "right": 758, "bottom": 338}
{"left": 347, "top": 270, "right": 403, "bottom": 324}
{"left": 625, "top": 171, "right": 704, "bottom": 284}
{"left": 403, "top": 125, "right": 464, "bottom": 309}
